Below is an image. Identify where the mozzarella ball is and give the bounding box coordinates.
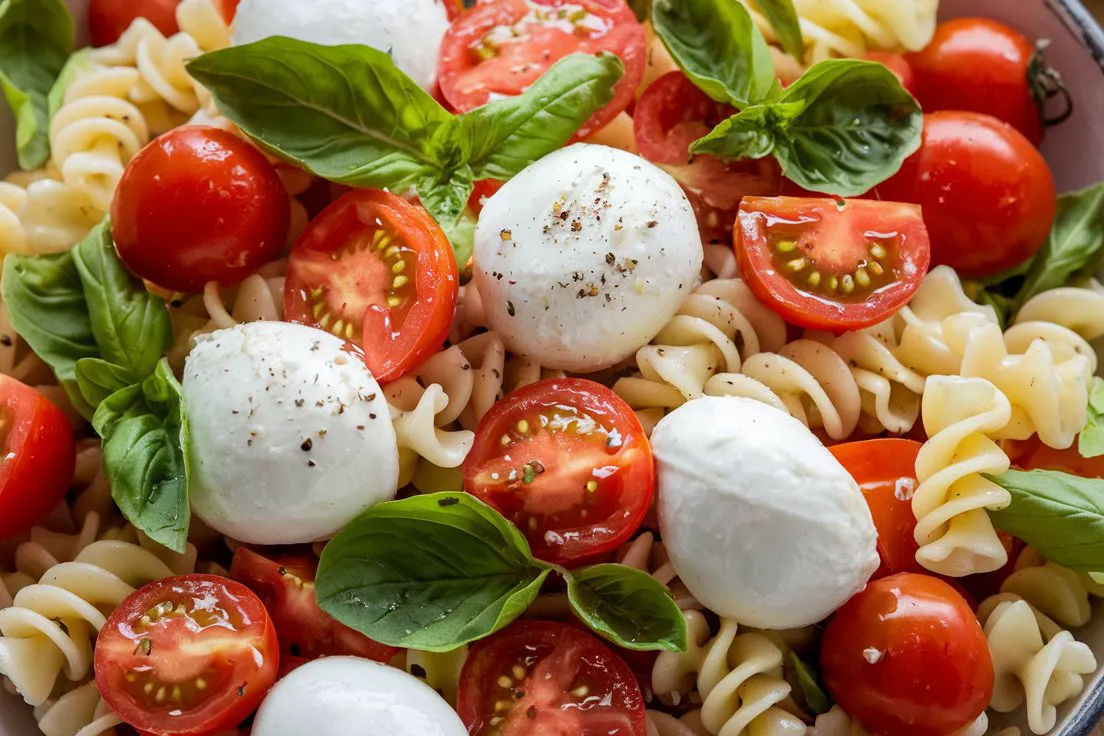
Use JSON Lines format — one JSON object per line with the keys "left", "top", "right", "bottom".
{"left": 253, "top": 657, "right": 466, "bottom": 736}
{"left": 473, "top": 143, "right": 703, "bottom": 373}
{"left": 231, "top": 0, "right": 449, "bottom": 92}
{"left": 653, "top": 397, "right": 879, "bottom": 629}
{"left": 183, "top": 322, "right": 398, "bottom": 544}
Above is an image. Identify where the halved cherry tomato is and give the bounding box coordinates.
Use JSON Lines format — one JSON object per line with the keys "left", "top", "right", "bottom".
{"left": 1008, "top": 436, "right": 1104, "bottom": 478}
{"left": 458, "top": 620, "right": 646, "bottom": 735}
{"left": 821, "top": 573, "right": 994, "bottom": 736}
{"left": 438, "top": 0, "right": 646, "bottom": 140}
{"left": 94, "top": 575, "right": 279, "bottom": 736}
{"left": 864, "top": 52, "right": 915, "bottom": 94}
{"left": 875, "top": 112, "right": 1056, "bottom": 278}
{"left": 284, "top": 189, "right": 458, "bottom": 383}
{"left": 230, "top": 548, "right": 399, "bottom": 667}
{"left": 468, "top": 179, "right": 505, "bottom": 216}
{"left": 0, "top": 377, "right": 75, "bottom": 540}
{"left": 463, "top": 378, "right": 653, "bottom": 565}
{"left": 89, "top": 0, "right": 180, "bottom": 46}
{"left": 734, "top": 197, "right": 931, "bottom": 332}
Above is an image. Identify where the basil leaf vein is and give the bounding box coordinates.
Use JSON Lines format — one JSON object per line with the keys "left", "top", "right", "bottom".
{"left": 566, "top": 563, "right": 688, "bottom": 652}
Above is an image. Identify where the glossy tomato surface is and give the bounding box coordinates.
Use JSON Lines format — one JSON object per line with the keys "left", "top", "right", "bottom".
{"left": 875, "top": 112, "right": 1055, "bottom": 278}
{"left": 112, "top": 126, "right": 290, "bottom": 294}
{"left": 90, "top": 0, "right": 180, "bottom": 46}
{"left": 735, "top": 197, "right": 930, "bottom": 332}
{"left": 458, "top": 620, "right": 646, "bottom": 735}
{"left": 821, "top": 573, "right": 993, "bottom": 736}
{"left": 438, "top": 0, "right": 646, "bottom": 139}
{"left": 284, "top": 189, "right": 458, "bottom": 383}
{"left": 864, "top": 52, "right": 915, "bottom": 93}
{"left": 0, "top": 377, "right": 75, "bottom": 539}
{"left": 1009, "top": 436, "right": 1104, "bottom": 478}
{"left": 463, "top": 378, "right": 653, "bottom": 565}
{"left": 94, "top": 575, "right": 279, "bottom": 736}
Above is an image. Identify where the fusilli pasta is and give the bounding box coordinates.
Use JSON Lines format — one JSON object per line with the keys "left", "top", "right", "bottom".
{"left": 615, "top": 532, "right": 701, "bottom": 611}
{"left": 808, "top": 706, "right": 992, "bottom": 736}
{"left": 33, "top": 680, "right": 121, "bottom": 736}
{"left": 402, "top": 646, "right": 469, "bottom": 706}
{"left": 647, "top": 710, "right": 709, "bottom": 736}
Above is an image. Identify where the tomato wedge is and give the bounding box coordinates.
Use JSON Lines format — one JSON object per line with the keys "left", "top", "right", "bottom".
{"left": 438, "top": 0, "right": 646, "bottom": 140}
{"left": 284, "top": 189, "right": 458, "bottom": 383}
{"left": 94, "top": 575, "right": 279, "bottom": 736}
{"left": 734, "top": 197, "right": 930, "bottom": 332}
{"left": 458, "top": 620, "right": 646, "bottom": 736}
{"left": 463, "top": 378, "right": 653, "bottom": 566}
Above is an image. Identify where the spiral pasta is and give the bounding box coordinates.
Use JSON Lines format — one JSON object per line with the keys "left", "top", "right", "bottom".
{"left": 33, "top": 680, "right": 122, "bottom": 736}
{"left": 615, "top": 532, "right": 701, "bottom": 611}
{"left": 402, "top": 646, "right": 469, "bottom": 706}
{"left": 992, "top": 547, "right": 1104, "bottom": 630}
{"left": 647, "top": 710, "right": 709, "bottom": 736}
{"left": 808, "top": 706, "right": 993, "bottom": 736}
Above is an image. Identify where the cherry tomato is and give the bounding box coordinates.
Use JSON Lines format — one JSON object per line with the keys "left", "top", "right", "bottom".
{"left": 734, "top": 196, "right": 930, "bottom": 332}
{"left": 864, "top": 52, "right": 915, "bottom": 93}
{"left": 94, "top": 575, "right": 279, "bottom": 736}
{"left": 112, "top": 126, "right": 290, "bottom": 294}
{"left": 821, "top": 573, "right": 993, "bottom": 736}
{"left": 458, "top": 620, "right": 646, "bottom": 735}
{"left": 1008, "top": 436, "right": 1104, "bottom": 478}
{"left": 875, "top": 112, "right": 1056, "bottom": 278}
{"left": 284, "top": 189, "right": 458, "bottom": 383}
{"left": 0, "top": 377, "right": 75, "bottom": 540}
{"left": 89, "top": 0, "right": 180, "bottom": 47}
{"left": 463, "top": 378, "right": 653, "bottom": 566}
{"left": 438, "top": 0, "right": 646, "bottom": 139}
{"left": 468, "top": 179, "right": 505, "bottom": 216}
{"left": 230, "top": 548, "right": 399, "bottom": 667}
{"left": 216, "top": 0, "right": 240, "bottom": 22}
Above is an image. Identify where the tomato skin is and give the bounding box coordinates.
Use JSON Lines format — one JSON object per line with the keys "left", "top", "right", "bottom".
{"left": 864, "top": 52, "right": 915, "bottom": 94}
{"left": 875, "top": 112, "right": 1055, "bottom": 278}
{"left": 89, "top": 0, "right": 180, "bottom": 46}
{"left": 112, "top": 126, "right": 290, "bottom": 294}
{"left": 216, "top": 0, "right": 241, "bottom": 22}
{"left": 0, "top": 377, "right": 75, "bottom": 540}
{"left": 907, "top": 19, "right": 1043, "bottom": 145}
{"left": 1008, "top": 436, "right": 1104, "bottom": 478}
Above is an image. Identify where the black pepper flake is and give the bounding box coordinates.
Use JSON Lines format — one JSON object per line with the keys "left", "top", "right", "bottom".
{"left": 366, "top": 393, "right": 377, "bottom": 401}
{"left": 410, "top": 664, "right": 427, "bottom": 678}
{"left": 307, "top": 460, "right": 317, "bottom": 468}
{"left": 605, "top": 252, "right": 615, "bottom": 265}
{"left": 232, "top": 410, "right": 239, "bottom": 415}
{"left": 527, "top": 705, "right": 538, "bottom": 719}
{"left": 570, "top": 220, "right": 582, "bottom": 232}
{"left": 506, "top": 301, "right": 516, "bottom": 317}
{"left": 0, "top": 335, "right": 12, "bottom": 347}
{"left": 301, "top": 438, "right": 313, "bottom": 451}
{"left": 647, "top": 220, "right": 658, "bottom": 228}
{"left": 356, "top": 425, "right": 366, "bottom": 431}
{"left": 295, "top": 399, "right": 305, "bottom": 407}
{"left": 318, "top": 429, "right": 327, "bottom": 438}
{"left": 438, "top": 497, "right": 460, "bottom": 507}
{"left": 369, "top": 413, "right": 377, "bottom": 420}
{"left": 238, "top": 685, "right": 246, "bottom": 697}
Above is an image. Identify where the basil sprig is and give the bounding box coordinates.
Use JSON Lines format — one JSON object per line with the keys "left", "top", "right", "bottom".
{"left": 187, "top": 39, "right": 624, "bottom": 263}
{"left": 316, "top": 493, "right": 688, "bottom": 653}
{"left": 787, "top": 649, "right": 832, "bottom": 715}
{"left": 750, "top": 0, "right": 805, "bottom": 62}
{"left": 1079, "top": 378, "right": 1104, "bottom": 459}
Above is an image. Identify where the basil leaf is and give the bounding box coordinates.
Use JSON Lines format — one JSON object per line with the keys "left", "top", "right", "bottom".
{"left": 753, "top": 0, "right": 805, "bottom": 61}
{"left": 627, "top": 0, "right": 650, "bottom": 22}
{"left": 652, "top": 0, "right": 777, "bottom": 107}
{"left": 0, "top": 250, "right": 97, "bottom": 419}
{"left": 691, "top": 105, "right": 779, "bottom": 160}
{"left": 566, "top": 564, "right": 687, "bottom": 652}
{"left": 1079, "top": 378, "right": 1104, "bottom": 459}
{"left": 47, "top": 48, "right": 90, "bottom": 122}
{"left": 187, "top": 38, "right": 451, "bottom": 189}
{"left": 316, "top": 493, "right": 550, "bottom": 652}
{"left": 94, "top": 360, "right": 190, "bottom": 553}
{"left": 75, "top": 357, "right": 134, "bottom": 408}
{"left": 463, "top": 52, "right": 625, "bottom": 181}
{"left": 418, "top": 169, "right": 476, "bottom": 266}
{"left": 987, "top": 468, "right": 1104, "bottom": 571}
{"left": 72, "top": 221, "right": 172, "bottom": 383}
{"left": 787, "top": 650, "right": 832, "bottom": 714}
{"left": 0, "top": 0, "right": 73, "bottom": 170}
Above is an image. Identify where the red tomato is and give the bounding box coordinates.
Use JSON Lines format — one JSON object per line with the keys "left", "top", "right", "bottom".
{"left": 469, "top": 179, "right": 505, "bottom": 216}
{"left": 89, "top": 0, "right": 180, "bottom": 46}
{"left": 216, "top": 0, "right": 240, "bottom": 22}
{"left": 284, "top": 189, "right": 458, "bottom": 383}
{"left": 906, "top": 19, "right": 1050, "bottom": 145}
{"left": 864, "top": 52, "right": 915, "bottom": 94}
{"left": 94, "top": 575, "right": 279, "bottom": 736}
{"left": 875, "top": 112, "right": 1056, "bottom": 278}
{"left": 463, "top": 378, "right": 653, "bottom": 565}
{"left": 458, "top": 620, "right": 646, "bottom": 735}
{"left": 230, "top": 548, "right": 399, "bottom": 666}
{"left": 0, "top": 377, "right": 75, "bottom": 539}
{"left": 734, "top": 196, "right": 931, "bottom": 332}
{"left": 821, "top": 573, "right": 993, "bottom": 736}
{"left": 112, "top": 126, "right": 290, "bottom": 294}
{"left": 438, "top": 0, "right": 646, "bottom": 139}
{"left": 1008, "top": 436, "right": 1104, "bottom": 478}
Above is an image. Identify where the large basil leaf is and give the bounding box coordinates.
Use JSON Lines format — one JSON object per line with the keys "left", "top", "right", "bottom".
{"left": 0, "top": 0, "right": 73, "bottom": 170}
{"left": 46, "top": 48, "right": 90, "bottom": 122}
{"left": 1015, "top": 184, "right": 1104, "bottom": 310}
{"left": 652, "top": 0, "right": 777, "bottom": 107}
{"left": 753, "top": 0, "right": 805, "bottom": 61}
{"left": 1080, "top": 377, "right": 1104, "bottom": 459}
{"left": 75, "top": 357, "right": 134, "bottom": 408}
{"left": 565, "top": 564, "right": 687, "bottom": 652}
{"left": 316, "top": 493, "right": 550, "bottom": 652}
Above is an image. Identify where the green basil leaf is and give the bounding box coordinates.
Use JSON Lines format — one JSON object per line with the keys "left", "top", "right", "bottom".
{"left": 187, "top": 37, "right": 451, "bottom": 189}
{"left": 71, "top": 221, "right": 172, "bottom": 382}
{"left": 316, "top": 493, "right": 550, "bottom": 652}
{"left": 94, "top": 360, "right": 190, "bottom": 553}
{"left": 463, "top": 52, "right": 625, "bottom": 181}
{"left": 1079, "top": 377, "right": 1104, "bottom": 459}
{"left": 987, "top": 468, "right": 1104, "bottom": 571}
{"left": 75, "top": 357, "right": 134, "bottom": 408}
{"left": 418, "top": 169, "right": 476, "bottom": 265}
{"left": 47, "top": 48, "right": 91, "bottom": 122}
{"left": 627, "top": 0, "right": 650, "bottom": 22}
{"left": 565, "top": 564, "right": 687, "bottom": 652}
{"left": 787, "top": 649, "right": 832, "bottom": 714}
{"left": 752, "top": 0, "right": 805, "bottom": 61}
{"left": 652, "top": 0, "right": 777, "bottom": 107}
{"left": 0, "top": 0, "right": 73, "bottom": 170}
{"left": 691, "top": 105, "right": 780, "bottom": 160}
{"left": 0, "top": 250, "right": 97, "bottom": 419}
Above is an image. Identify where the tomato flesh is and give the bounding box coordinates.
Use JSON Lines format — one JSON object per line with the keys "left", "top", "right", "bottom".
{"left": 458, "top": 620, "right": 646, "bottom": 736}
{"left": 90, "top": 0, "right": 180, "bottom": 46}
{"left": 735, "top": 197, "right": 930, "bottom": 332}
{"left": 463, "top": 378, "right": 653, "bottom": 565}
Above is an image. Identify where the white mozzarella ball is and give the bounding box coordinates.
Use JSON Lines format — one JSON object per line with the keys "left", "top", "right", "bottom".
{"left": 473, "top": 143, "right": 703, "bottom": 373}
{"left": 253, "top": 657, "right": 466, "bottom": 736}
{"left": 231, "top": 0, "right": 449, "bottom": 92}
{"left": 183, "top": 322, "right": 398, "bottom": 545}
{"left": 653, "top": 396, "right": 879, "bottom": 629}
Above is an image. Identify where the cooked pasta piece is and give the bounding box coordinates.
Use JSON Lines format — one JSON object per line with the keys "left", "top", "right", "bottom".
{"left": 615, "top": 532, "right": 701, "bottom": 611}
{"left": 646, "top": 710, "right": 709, "bottom": 736}
{"left": 0, "top": 182, "right": 29, "bottom": 257}
{"left": 808, "top": 706, "right": 993, "bottom": 736}
{"left": 994, "top": 547, "right": 1104, "bottom": 630}
{"left": 402, "top": 646, "right": 469, "bottom": 706}
{"left": 34, "top": 680, "right": 121, "bottom": 736}
{"left": 15, "top": 180, "right": 101, "bottom": 255}
{"left": 175, "top": 0, "right": 233, "bottom": 53}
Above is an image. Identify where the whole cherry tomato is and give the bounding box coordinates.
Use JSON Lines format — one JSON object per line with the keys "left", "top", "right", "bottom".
{"left": 90, "top": 0, "right": 180, "bottom": 47}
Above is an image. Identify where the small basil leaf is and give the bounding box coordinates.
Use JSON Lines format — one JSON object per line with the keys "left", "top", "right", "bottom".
{"left": 1079, "top": 377, "right": 1104, "bottom": 459}
{"left": 75, "top": 357, "right": 133, "bottom": 408}
{"left": 417, "top": 166, "right": 475, "bottom": 263}
{"left": 47, "top": 48, "right": 91, "bottom": 122}
{"left": 987, "top": 468, "right": 1104, "bottom": 571}
{"left": 787, "top": 649, "right": 832, "bottom": 714}
{"left": 753, "top": 0, "right": 805, "bottom": 61}
{"left": 463, "top": 52, "right": 625, "bottom": 181}
{"left": 691, "top": 105, "right": 779, "bottom": 160}
{"left": 566, "top": 564, "right": 688, "bottom": 652}
{"left": 316, "top": 493, "right": 550, "bottom": 652}
{"left": 652, "top": 0, "right": 777, "bottom": 107}
{"left": 627, "top": 0, "right": 650, "bottom": 22}
{"left": 187, "top": 38, "right": 450, "bottom": 189}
